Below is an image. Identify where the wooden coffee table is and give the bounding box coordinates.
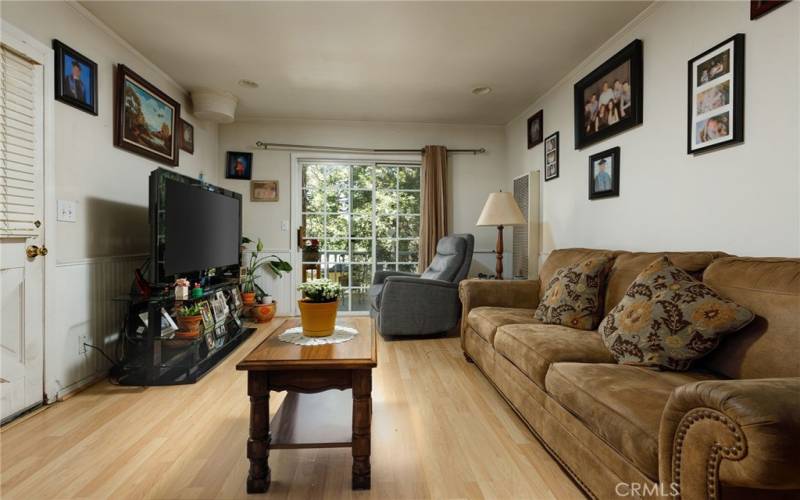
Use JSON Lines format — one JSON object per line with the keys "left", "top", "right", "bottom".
{"left": 236, "top": 318, "right": 377, "bottom": 493}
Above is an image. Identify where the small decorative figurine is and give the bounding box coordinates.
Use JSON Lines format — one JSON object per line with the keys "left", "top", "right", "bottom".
{"left": 174, "top": 278, "right": 190, "bottom": 300}
{"left": 191, "top": 282, "right": 203, "bottom": 299}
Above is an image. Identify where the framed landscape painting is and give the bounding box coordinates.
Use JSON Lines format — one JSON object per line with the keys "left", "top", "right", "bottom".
{"left": 179, "top": 119, "right": 194, "bottom": 154}
{"left": 114, "top": 64, "right": 180, "bottom": 167}
{"left": 574, "top": 39, "right": 643, "bottom": 150}
{"left": 687, "top": 34, "right": 744, "bottom": 154}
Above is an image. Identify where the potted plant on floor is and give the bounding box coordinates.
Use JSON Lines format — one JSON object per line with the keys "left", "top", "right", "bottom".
{"left": 241, "top": 236, "right": 292, "bottom": 305}
{"left": 297, "top": 278, "right": 342, "bottom": 337}
{"left": 175, "top": 303, "right": 203, "bottom": 339}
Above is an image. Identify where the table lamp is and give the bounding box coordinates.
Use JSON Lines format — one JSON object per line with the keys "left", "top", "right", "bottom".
{"left": 476, "top": 191, "right": 526, "bottom": 279}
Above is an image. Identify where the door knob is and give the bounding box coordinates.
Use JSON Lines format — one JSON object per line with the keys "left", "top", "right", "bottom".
{"left": 25, "top": 245, "right": 48, "bottom": 258}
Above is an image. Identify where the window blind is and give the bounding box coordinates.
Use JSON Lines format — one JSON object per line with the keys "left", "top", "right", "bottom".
{"left": 0, "top": 44, "right": 42, "bottom": 238}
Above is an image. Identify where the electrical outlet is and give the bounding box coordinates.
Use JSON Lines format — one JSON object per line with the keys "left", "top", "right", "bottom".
{"left": 78, "top": 334, "right": 88, "bottom": 355}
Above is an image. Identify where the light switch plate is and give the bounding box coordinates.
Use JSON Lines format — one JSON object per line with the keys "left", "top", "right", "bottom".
{"left": 281, "top": 220, "right": 289, "bottom": 231}
{"left": 57, "top": 200, "right": 77, "bottom": 222}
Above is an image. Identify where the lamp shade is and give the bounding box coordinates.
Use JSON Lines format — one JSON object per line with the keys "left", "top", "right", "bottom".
{"left": 476, "top": 191, "right": 526, "bottom": 226}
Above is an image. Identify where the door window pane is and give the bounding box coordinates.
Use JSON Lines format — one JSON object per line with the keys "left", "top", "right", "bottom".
{"left": 376, "top": 239, "right": 396, "bottom": 262}
{"left": 375, "top": 166, "right": 397, "bottom": 189}
{"left": 398, "top": 192, "right": 420, "bottom": 214}
{"left": 398, "top": 215, "right": 419, "bottom": 238}
{"left": 376, "top": 216, "right": 397, "bottom": 238}
{"left": 351, "top": 215, "right": 372, "bottom": 238}
{"left": 302, "top": 189, "right": 325, "bottom": 212}
{"left": 352, "top": 165, "right": 373, "bottom": 189}
{"left": 326, "top": 214, "right": 349, "bottom": 239}
{"left": 398, "top": 239, "right": 419, "bottom": 262}
{"left": 375, "top": 190, "right": 397, "bottom": 214}
{"left": 351, "top": 239, "right": 372, "bottom": 262}
{"left": 351, "top": 190, "right": 372, "bottom": 214}
{"left": 351, "top": 264, "right": 373, "bottom": 288}
{"left": 303, "top": 214, "right": 324, "bottom": 238}
{"left": 399, "top": 167, "right": 420, "bottom": 190}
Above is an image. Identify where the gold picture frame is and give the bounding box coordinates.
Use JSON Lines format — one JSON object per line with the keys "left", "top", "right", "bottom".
{"left": 251, "top": 180, "right": 279, "bottom": 202}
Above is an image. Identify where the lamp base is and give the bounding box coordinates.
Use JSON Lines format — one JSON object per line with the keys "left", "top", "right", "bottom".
{"left": 495, "top": 225, "right": 504, "bottom": 280}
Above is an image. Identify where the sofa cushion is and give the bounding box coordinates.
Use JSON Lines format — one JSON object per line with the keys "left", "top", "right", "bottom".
{"left": 494, "top": 323, "right": 614, "bottom": 389}
{"left": 368, "top": 284, "right": 383, "bottom": 311}
{"left": 545, "top": 362, "right": 719, "bottom": 478}
{"left": 538, "top": 248, "right": 619, "bottom": 300}
{"left": 600, "top": 257, "right": 754, "bottom": 371}
{"left": 604, "top": 251, "right": 727, "bottom": 313}
{"left": 700, "top": 257, "right": 800, "bottom": 379}
{"left": 534, "top": 256, "right": 611, "bottom": 330}
{"left": 468, "top": 306, "right": 537, "bottom": 344}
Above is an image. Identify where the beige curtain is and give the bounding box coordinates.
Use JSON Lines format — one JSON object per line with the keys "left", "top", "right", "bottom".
{"left": 419, "top": 145, "right": 449, "bottom": 271}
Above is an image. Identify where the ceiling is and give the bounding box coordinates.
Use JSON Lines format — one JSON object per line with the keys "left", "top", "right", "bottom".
{"left": 82, "top": 1, "right": 650, "bottom": 125}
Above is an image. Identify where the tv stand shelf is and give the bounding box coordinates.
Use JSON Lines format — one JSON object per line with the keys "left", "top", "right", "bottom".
{"left": 112, "top": 281, "right": 255, "bottom": 386}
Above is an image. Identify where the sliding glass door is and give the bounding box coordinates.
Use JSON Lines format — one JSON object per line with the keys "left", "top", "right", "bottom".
{"left": 299, "top": 161, "right": 421, "bottom": 313}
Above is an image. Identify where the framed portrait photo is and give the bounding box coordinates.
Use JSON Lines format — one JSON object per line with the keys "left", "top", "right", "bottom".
{"left": 226, "top": 151, "right": 253, "bottom": 180}
{"left": 53, "top": 40, "right": 98, "bottom": 115}
{"left": 750, "top": 0, "right": 790, "bottom": 19}
{"left": 543, "top": 132, "right": 559, "bottom": 181}
{"left": 574, "top": 39, "right": 643, "bottom": 150}
{"left": 687, "top": 34, "right": 744, "bottom": 154}
{"left": 114, "top": 64, "right": 180, "bottom": 166}
{"left": 527, "top": 110, "right": 543, "bottom": 149}
{"left": 179, "top": 119, "right": 194, "bottom": 154}
{"left": 588, "top": 147, "right": 620, "bottom": 200}
{"left": 251, "top": 180, "right": 279, "bottom": 202}
{"left": 197, "top": 300, "right": 214, "bottom": 330}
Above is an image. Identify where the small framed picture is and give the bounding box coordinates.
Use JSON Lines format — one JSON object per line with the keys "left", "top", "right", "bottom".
{"left": 197, "top": 300, "right": 214, "bottom": 330}
{"left": 232, "top": 312, "right": 242, "bottom": 328}
{"left": 588, "top": 147, "right": 620, "bottom": 200}
{"left": 205, "top": 331, "right": 215, "bottom": 349}
{"left": 687, "top": 34, "right": 744, "bottom": 154}
{"left": 226, "top": 151, "right": 252, "bottom": 180}
{"left": 543, "top": 132, "right": 559, "bottom": 181}
{"left": 750, "top": 0, "right": 789, "bottom": 19}
{"left": 527, "top": 110, "right": 543, "bottom": 149}
{"left": 210, "top": 296, "right": 226, "bottom": 324}
{"left": 53, "top": 40, "right": 98, "bottom": 115}
{"left": 215, "top": 290, "right": 230, "bottom": 315}
{"left": 179, "top": 119, "right": 194, "bottom": 154}
{"left": 231, "top": 287, "right": 243, "bottom": 309}
{"left": 214, "top": 324, "right": 227, "bottom": 340}
{"left": 251, "top": 180, "right": 279, "bottom": 202}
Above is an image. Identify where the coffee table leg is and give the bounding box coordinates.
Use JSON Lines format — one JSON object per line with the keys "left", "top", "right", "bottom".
{"left": 352, "top": 369, "right": 372, "bottom": 489}
{"left": 247, "top": 371, "right": 271, "bottom": 493}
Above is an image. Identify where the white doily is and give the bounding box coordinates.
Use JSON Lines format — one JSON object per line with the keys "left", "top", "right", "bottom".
{"left": 278, "top": 325, "right": 359, "bottom": 346}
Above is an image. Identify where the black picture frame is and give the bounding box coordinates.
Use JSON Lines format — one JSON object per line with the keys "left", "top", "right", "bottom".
{"left": 527, "top": 110, "right": 543, "bottom": 149}
{"left": 574, "top": 39, "right": 643, "bottom": 150}
{"left": 53, "top": 40, "right": 98, "bottom": 116}
{"left": 543, "top": 132, "right": 559, "bottom": 181}
{"left": 179, "top": 119, "right": 194, "bottom": 154}
{"left": 114, "top": 64, "right": 180, "bottom": 167}
{"left": 687, "top": 34, "right": 745, "bottom": 155}
{"left": 750, "top": 0, "right": 790, "bottom": 19}
{"left": 588, "top": 147, "right": 620, "bottom": 200}
{"left": 226, "top": 151, "right": 253, "bottom": 180}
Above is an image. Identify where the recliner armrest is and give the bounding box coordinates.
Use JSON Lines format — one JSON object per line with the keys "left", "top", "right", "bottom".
{"left": 373, "top": 270, "right": 420, "bottom": 285}
{"left": 659, "top": 378, "right": 800, "bottom": 498}
{"left": 377, "top": 277, "right": 460, "bottom": 335}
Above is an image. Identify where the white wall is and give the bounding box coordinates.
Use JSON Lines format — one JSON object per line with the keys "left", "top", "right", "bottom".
{"left": 506, "top": 1, "right": 800, "bottom": 259}
{"left": 217, "top": 118, "right": 508, "bottom": 273}
{"left": 1, "top": 1, "right": 220, "bottom": 398}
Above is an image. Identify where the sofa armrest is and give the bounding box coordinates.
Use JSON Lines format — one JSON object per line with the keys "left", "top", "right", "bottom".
{"left": 458, "top": 279, "right": 540, "bottom": 341}
{"left": 378, "top": 277, "right": 459, "bottom": 335}
{"left": 373, "top": 270, "right": 420, "bottom": 285}
{"left": 659, "top": 378, "right": 800, "bottom": 498}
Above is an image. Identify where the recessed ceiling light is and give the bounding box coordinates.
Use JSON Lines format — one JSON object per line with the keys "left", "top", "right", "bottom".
{"left": 472, "top": 86, "right": 492, "bottom": 96}
{"left": 238, "top": 79, "right": 259, "bottom": 89}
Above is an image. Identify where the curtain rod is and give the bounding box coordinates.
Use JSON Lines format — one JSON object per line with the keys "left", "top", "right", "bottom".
{"left": 255, "top": 141, "right": 486, "bottom": 155}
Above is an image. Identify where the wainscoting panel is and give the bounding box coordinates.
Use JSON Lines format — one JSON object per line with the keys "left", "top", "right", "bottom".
{"left": 47, "top": 255, "right": 144, "bottom": 400}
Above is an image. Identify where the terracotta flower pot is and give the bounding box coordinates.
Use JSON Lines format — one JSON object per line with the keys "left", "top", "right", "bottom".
{"left": 297, "top": 299, "right": 338, "bottom": 337}
{"left": 242, "top": 291, "right": 256, "bottom": 305}
{"left": 176, "top": 314, "right": 203, "bottom": 338}
{"left": 251, "top": 302, "right": 276, "bottom": 323}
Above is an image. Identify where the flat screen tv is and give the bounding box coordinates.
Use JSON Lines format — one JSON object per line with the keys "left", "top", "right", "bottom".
{"left": 149, "top": 168, "right": 242, "bottom": 285}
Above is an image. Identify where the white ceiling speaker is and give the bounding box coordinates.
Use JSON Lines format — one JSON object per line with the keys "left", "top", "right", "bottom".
{"left": 190, "top": 89, "right": 239, "bottom": 124}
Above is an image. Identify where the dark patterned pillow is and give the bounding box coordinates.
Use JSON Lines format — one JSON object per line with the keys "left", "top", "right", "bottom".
{"left": 534, "top": 257, "right": 610, "bottom": 330}
{"left": 599, "top": 256, "right": 754, "bottom": 371}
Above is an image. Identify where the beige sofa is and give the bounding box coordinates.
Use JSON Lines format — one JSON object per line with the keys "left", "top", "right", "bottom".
{"left": 459, "top": 249, "right": 800, "bottom": 499}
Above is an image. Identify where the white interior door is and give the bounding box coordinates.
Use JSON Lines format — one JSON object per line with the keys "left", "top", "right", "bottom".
{"left": 1, "top": 40, "right": 46, "bottom": 422}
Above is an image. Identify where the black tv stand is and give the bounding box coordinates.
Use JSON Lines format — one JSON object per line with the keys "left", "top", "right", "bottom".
{"left": 112, "top": 281, "right": 254, "bottom": 386}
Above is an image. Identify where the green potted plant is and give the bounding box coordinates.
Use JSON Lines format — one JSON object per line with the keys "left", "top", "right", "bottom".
{"left": 241, "top": 236, "right": 292, "bottom": 305}
{"left": 296, "top": 278, "right": 342, "bottom": 337}
{"left": 176, "top": 303, "right": 203, "bottom": 338}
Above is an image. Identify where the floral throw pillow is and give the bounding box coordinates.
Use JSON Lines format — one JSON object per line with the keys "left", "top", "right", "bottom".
{"left": 534, "top": 257, "right": 610, "bottom": 330}
{"left": 599, "top": 256, "right": 754, "bottom": 371}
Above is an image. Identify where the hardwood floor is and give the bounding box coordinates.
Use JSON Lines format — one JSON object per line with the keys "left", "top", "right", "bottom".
{"left": 0, "top": 317, "right": 584, "bottom": 499}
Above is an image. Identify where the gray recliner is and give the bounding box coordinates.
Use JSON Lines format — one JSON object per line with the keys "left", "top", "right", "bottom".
{"left": 369, "top": 234, "right": 474, "bottom": 337}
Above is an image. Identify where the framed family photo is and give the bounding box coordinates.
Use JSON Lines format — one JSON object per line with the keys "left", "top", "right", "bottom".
{"left": 114, "top": 64, "right": 180, "bottom": 166}
{"left": 251, "top": 180, "right": 279, "bottom": 202}
{"left": 687, "top": 34, "right": 744, "bottom": 154}
{"left": 543, "top": 132, "right": 559, "bottom": 181}
{"left": 588, "top": 147, "right": 620, "bottom": 200}
{"left": 179, "top": 119, "right": 194, "bottom": 154}
{"left": 574, "top": 39, "right": 643, "bottom": 150}
{"left": 527, "top": 110, "right": 543, "bottom": 149}
{"left": 226, "top": 151, "right": 253, "bottom": 180}
{"left": 53, "top": 40, "right": 98, "bottom": 115}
